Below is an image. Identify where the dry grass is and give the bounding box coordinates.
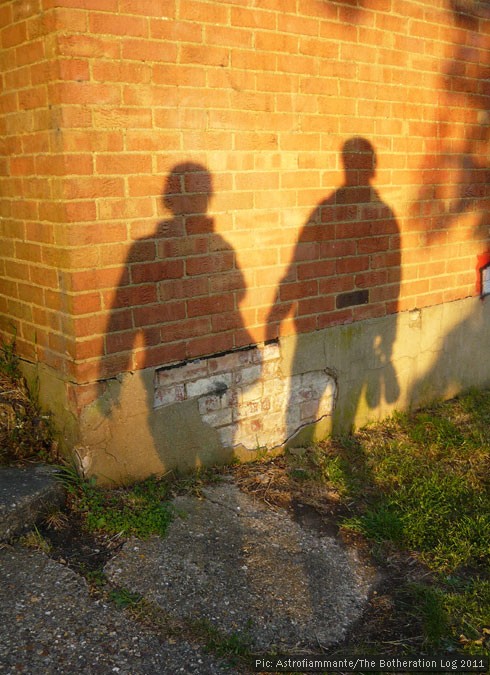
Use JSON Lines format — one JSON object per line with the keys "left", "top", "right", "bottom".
{"left": 0, "top": 369, "right": 58, "bottom": 466}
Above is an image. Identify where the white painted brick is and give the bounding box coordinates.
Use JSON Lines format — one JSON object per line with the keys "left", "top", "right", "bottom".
{"left": 267, "top": 396, "right": 281, "bottom": 415}
{"left": 285, "top": 409, "right": 302, "bottom": 435}
{"left": 262, "top": 412, "right": 285, "bottom": 435}
{"left": 263, "top": 377, "right": 287, "bottom": 399}
{"left": 156, "top": 367, "right": 187, "bottom": 387}
{"left": 221, "top": 389, "right": 239, "bottom": 408}
{"left": 270, "top": 395, "right": 286, "bottom": 414}
{"left": 239, "top": 382, "right": 263, "bottom": 403}
{"left": 198, "top": 394, "right": 222, "bottom": 414}
{"left": 262, "top": 343, "right": 280, "bottom": 361}
{"left": 237, "top": 349, "right": 255, "bottom": 366}
{"left": 233, "top": 399, "right": 261, "bottom": 421}
{"left": 208, "top": 350, "right": 252, "bottom": 375}
{"left": 184, "top": 359, "right": 209, "bottom": 379}
{"left": 186, "top": 373, "right": 232, "bottom": 398}
{"left": 156, "top": 360, "right": 208, "bottom": 387}
{"left": 202, "top": 408, "right": 233, "bottom": 428}
{"left": 154, "top": 384, "right": 186, "bottom": 408}
{"left": 236, "top": 423, "right": 266, "bottom": 450}
{"left": 234, "top": 364, "right": 261, "bottom": 386}
{"left": 289, "top": 372, "right": 317, "bottom": 404}
{"left": 261, "top": 396, "right": 272, "bottom": 412}
{"left": 261, "top": 360, "right": 279, "bottom": 380}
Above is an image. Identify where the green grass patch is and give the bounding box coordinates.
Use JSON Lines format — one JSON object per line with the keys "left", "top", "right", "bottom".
{"left": 287, "top": 389, "right": 490, "bottom": 654}
{"left": 109, "top": 587, "right": 143, "bottom": 609}
{"left": 59, "top": 466, "right": 174, "bottom": 539}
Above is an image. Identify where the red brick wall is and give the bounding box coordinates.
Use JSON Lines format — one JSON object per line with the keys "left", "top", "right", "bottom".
{"left": 1, "top": 0, "right": 489, "bottom": 386}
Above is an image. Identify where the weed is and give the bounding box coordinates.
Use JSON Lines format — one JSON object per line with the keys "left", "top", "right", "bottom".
{"left": 190, "top": 618, "right": 252, "bottom": 660}
{"left": 400, "top": 583, "right": 449, "bottom": 647}
{"left": 84, "top": 569, "right": 107, "bottom": 589}
{"left": 171, "top": 465, "right": 226, "bottom": 497}
{"left": 109, "top": 587, "right": 143, "bottom": 609}
{"left": 19, "top": 526, "right": 52, "bottom": 554}
{"left": 345, "top": 504, "right": 404, "bottom": 544}
{"left": 0, "top": 334, "right": 20, "bottom": 380}
{"left": 43, "top": 509, "right": 69, "bottom": 531}
{"left": 61, "top": 469, "right": 174, "bottom": 539}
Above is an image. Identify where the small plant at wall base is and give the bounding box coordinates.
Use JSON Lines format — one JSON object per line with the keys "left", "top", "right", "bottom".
{"left": 0, "top": 337, "right": 58, "bottom": 466}
{"left": 60, "top": 467, "right": 174, "bottom": 539}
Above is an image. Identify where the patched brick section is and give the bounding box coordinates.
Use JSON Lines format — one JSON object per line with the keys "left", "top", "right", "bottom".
{"left": 154, "top": 344, "right": 336, "bottom": 450}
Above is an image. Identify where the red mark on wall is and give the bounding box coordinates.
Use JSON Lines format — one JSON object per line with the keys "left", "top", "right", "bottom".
{"left": 476, "top": 251, "right": 490, "bottom": 296}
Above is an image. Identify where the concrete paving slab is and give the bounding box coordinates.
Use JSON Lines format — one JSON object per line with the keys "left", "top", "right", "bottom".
{"left": 105, "top": 482, "right": 376, "bottom": 652}
{"left": 0, "top": 465, "right": 65, "bottom": 542}
{"left": 0, "top": 545, "right": 229, "bottom": 674}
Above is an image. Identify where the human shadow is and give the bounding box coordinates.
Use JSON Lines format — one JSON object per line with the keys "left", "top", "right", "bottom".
{"left": 100, "top": 162, "right": 253, "bottom": 475}
{"left": 267, "top": 137, "right": 401, "bottom": 438}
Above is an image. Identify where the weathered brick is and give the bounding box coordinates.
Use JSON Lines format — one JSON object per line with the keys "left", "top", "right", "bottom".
{"left": 154, "top": 383, "right": 186, "bottom": 408}
{"left": 186, "top": 373, "right": 232, "bottom": 399}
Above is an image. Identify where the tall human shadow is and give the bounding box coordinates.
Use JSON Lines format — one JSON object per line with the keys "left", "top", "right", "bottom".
{"left": 268, "top": 137, "right": 401, "bottom": 438}
{"left": 101, "top": 162, "right": 253, "bottom": 474}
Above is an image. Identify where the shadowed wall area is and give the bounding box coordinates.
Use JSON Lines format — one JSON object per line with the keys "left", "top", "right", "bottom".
{"left": 1, "top": 1, "right": 490, "bottom": 481}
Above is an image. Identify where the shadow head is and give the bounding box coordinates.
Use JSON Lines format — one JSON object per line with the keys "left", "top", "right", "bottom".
{"left": 342, "top": 137, "right": 377, "bottom": 184}
{"left": 163, "top": 162, "right": 213, "bottom": 217}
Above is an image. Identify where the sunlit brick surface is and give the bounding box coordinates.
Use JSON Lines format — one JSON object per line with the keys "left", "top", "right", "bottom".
{"left": 1, "top": 0, "right": 489, "bottom": 384}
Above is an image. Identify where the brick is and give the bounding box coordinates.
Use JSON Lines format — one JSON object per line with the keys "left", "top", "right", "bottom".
{"left": 185, "top": 253, "right": 234, "bottom": 276}
{"left": 133, "top": 301, "right": 185, "bottom": 326}
{"left": 181, "top": 0, "right": 229, "bottom": 25}
{"left": 187, "top": 294, "right": 234, "bottom": 318}
{"left": 89, "top": 12, "right": 148, "bottom": 37}
{"left": 336, "top": 290, "right": 369, "bottom": 309}
{"left": 157, "top": 359, "right": 207, "bottom": 387}
{"left": 186, "top": 333, "right": 234, "bottom": 360}
{"left": 186, "top": 373, "right": 232, "bottom": 399}
{"left": 162, "top": 317, "right": 211, "bottom": 343}
{"left": 118, "top": 0, "right": 175, "bottom": 16}
{"left": 57, "top": 58, "right": 90, "bottom": 82}
{"left": 121, "top": 38, "right": 177, "bottom": 62}
{"left": 1, "top": 21, "right": 27, "bottom": 49}
{"left": 211, "top": 311, "right": 245, "bottom": 333}
{"left": 57, "top": 33, "right": 120, "bottom": 59}
{"left": 154, "top": 383, "right": 186, "bottom": 407}
{"left": 92, "top": 60, "right": 151, "bottom": 84}
{"left": 131, "top": 260, "right": 183, "bottom": 284}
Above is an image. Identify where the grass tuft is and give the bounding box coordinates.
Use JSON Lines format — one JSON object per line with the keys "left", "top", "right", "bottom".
{"left": 59, "top": 467, "right": 174, "bottom": 539}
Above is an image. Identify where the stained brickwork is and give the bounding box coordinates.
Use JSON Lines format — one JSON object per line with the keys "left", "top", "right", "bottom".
{"left": 1, "top": 0, "right": 489, "bottom": 392}
{"left": 154, "top": 343, "right": 336, "bottom": 450}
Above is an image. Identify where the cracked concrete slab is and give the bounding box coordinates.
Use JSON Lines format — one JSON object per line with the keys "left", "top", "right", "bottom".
{"left": 0, "top": 545, "right": 229, "bottom": 674}
{"left": 0, "top": 465, "right": 65, "bottom": 542}
{"left": 105, "top": 482, "right": 376, "bottom": 651}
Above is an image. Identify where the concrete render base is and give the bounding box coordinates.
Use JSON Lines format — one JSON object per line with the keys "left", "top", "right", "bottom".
{"left": 24, "top": 296, "right": 490, "bottom": 484}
